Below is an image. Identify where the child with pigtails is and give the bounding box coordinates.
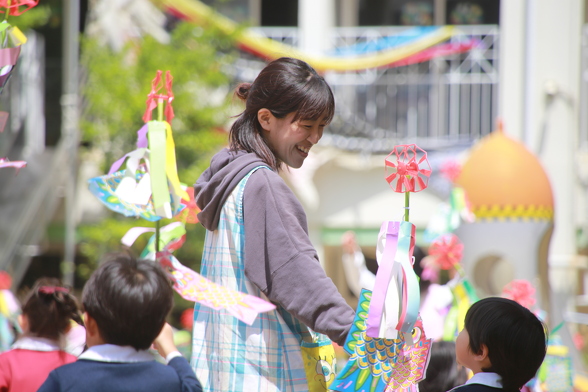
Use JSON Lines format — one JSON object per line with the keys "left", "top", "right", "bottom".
{"left": 0, "top": 277, "right": 83, "bottom": 392}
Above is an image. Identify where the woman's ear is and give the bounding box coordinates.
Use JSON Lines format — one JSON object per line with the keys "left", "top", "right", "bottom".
{"left": 257, "top": 108, "right": 273, "bottom": 131}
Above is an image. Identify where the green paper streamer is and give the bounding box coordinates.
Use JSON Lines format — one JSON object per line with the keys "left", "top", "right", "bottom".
{"left": 148, "top": 121, "right": 171, "bottom": 212}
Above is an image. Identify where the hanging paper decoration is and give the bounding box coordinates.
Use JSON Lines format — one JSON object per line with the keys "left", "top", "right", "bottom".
{"left": 155, "top": 0, "right": 479, "bottom": 72}
{"left": 331, "top": 289, "right": 432, "bottom": 392}
{"left": 538, "top": 334, "right": 574, "bottom": 392}
{"left": 366, "top": 221, "right": 420, "bottom": 339}
{"left": 384, "top": 144, "right": 431, "bottom": 193}
{"left": 175, "top": 186, "right": 200, "bottom": 224}
{"left": 423, "top": 160, "right": 474, "bottom": 242}
{"left": 0, "top": 6, "right": 29, "bottom": 94}
{"left": 334, "top": 144, "right": 433, "bottom": 392}
{"left": 120, "top": 223, "right": 276, "bottom": 326}
{"left": 158, "top": 252, "right": 276, "bottom": 326}
{"left": 88, "top": 71, "right": 189, "bottom": 221}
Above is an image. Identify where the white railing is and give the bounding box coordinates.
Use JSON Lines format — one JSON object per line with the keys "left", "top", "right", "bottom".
{"left": 231, "top": 25, "right": 499, "bottom": 153}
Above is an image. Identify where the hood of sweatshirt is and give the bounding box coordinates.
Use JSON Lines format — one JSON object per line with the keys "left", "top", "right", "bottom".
{"left": 195, "top": 148, "right": 269, "bottom": 231}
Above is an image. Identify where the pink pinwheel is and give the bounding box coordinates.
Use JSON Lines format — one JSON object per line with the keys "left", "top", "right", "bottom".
{"left": 502, "top": 279, "right": 536, "bottom": 309}
{"left": 428, "top": 233, "right": 463, "bottom": 270}
{"left": 385, "top": 144, "right": 431, "bottom": 193}
{"left": 0, "top": 0, "right": 38, "bottom": 16}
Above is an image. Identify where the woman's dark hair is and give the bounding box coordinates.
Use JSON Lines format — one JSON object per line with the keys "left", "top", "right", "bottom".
{"left": 465, "top": 297, "right": 547, "bottom": 392}
{"left": 229, "top": 57, "right": 335, "bottom": 170}
{"left": 82, "top": 251, "right": 173, "bottom": 350}
{"left": 22, "top": 277, "right": 83, "bottom": 341}
{"left": 419, "top": 341, "right": 468, "bottom": 392}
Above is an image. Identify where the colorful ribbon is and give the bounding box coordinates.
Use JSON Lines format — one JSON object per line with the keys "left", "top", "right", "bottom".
{"left": 366, "top": 221, "right": 420, "bottom": 339}
{"left": 154, "top": 0, "right": 462, "bottom": 72}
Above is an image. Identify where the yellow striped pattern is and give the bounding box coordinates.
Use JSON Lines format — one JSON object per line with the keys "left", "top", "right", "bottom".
{"left": 472, "top": 205, "right": 554, "bottom": 221}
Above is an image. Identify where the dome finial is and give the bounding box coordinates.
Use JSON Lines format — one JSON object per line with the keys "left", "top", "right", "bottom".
{"left": 496, "top": 118, "right": 504, "bottom": 133}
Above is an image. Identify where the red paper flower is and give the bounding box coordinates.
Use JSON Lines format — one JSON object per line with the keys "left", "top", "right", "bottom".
{"left": 0, "top": 271, "right": 12, "bottom": 290}
{"left": 440, "top": 160, "right": 462, "bottom": 183}
{"left": 142, "top": 70, "right": 174, "bottom": 123}
{"left": 502, "top": 279, "right": 536, "bottom": 309}
{"left": 0, "top": 0, "right": 38, "bottom": 16}
{"left": 385, "top": 144, "right": 431, "bottom": 193}
{"left": 175, "top": 187, "right": 200, "bottom": 224}
{"left": 428, "top": 233, "right": 463, "bottom": 270}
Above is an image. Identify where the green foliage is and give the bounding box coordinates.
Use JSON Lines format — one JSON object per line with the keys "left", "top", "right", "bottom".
{"left": 80, "top": 21, "right": 237, "bottom": 173}
{"left": 77, "top": 21, "right": 239, "bottom": 288}
{"left": 8, "top": 4, "right": 53, "bottom": 31}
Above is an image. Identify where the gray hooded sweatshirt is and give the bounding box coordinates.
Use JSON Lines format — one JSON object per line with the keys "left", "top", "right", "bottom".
{"left": 195, "top": 148, "right": 354, "bottom": 345}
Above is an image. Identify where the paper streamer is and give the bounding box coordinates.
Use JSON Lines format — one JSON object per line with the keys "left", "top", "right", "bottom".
{"left": 158, "top": 253, "right": 276, "bottom": 325}
{"left": 367, "top": 221, "right": 420, "bottom": 339}
{"left": 121, "top": 223, "right": 276, "bottom": 326}
{"left": 153, "top": 0, "right": 462, "bottom": 72}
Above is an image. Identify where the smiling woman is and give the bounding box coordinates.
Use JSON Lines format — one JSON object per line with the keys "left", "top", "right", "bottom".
{"left": 229, "top": 56, "right": 335, "bottom": 170}
{"left": 191, "top": 57, "right": 354, "bottom": 392}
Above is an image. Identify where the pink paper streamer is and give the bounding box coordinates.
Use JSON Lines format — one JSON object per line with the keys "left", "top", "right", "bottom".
{"left": 0, "top": 47, "right": 19, "bottom": 67}
{"left": 158, "top": 253, "right": 276, "bottom": 325}
{"left": 366, "top": 221, "right": 399, "bottom": 337}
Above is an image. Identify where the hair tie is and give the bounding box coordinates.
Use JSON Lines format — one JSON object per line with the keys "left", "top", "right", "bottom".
{"left": 38, "top": 286, "right": 70, "bottom": 295}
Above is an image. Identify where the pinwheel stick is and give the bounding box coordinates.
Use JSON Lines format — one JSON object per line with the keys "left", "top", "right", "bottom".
{"left": 404, "top": 191, "right": 410, "bottom": 222}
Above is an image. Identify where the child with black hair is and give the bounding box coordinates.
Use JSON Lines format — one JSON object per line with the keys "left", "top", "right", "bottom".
{"left": 452, "top": 297, "right": 547, "bottom": 392}
{"left": 419, "top": 341, "right": 468, "bottom": 392}
{"left": 0, "top": 277, "right": 83, "bottom": 392}
{"left": 38, "top": 252, "right": 202, "bottom": 392}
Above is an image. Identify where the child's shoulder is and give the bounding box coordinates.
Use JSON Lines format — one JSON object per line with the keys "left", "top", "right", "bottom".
{"left": 451, "top": 384, "right": 505, "bottom": 392}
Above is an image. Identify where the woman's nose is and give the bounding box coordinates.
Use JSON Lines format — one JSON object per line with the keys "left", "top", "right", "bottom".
{"left": 308, "top": 127, "right": 323, "bottom": 145}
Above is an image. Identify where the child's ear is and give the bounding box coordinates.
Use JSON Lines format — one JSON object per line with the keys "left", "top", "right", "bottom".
{"left": 474, "top": 344, "right": 492, "bottom": 368}
{"left": 84, "top": 312, "right": 103, "bottom": 346}
{"left": 17, "top": 314, "right": 28, "bottom": 332}
{"left": 257, "top": 108, "right": 273, "bottom": 131}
